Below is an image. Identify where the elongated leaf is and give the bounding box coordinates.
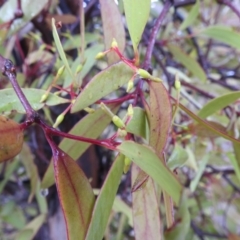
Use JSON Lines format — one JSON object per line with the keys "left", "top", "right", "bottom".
{"left": 0, "top": 88, "right": 68, "bottom": 114}
{"left": 123, "top": 0, "right": 151, "bottom": 52}
{"left": 71, "top": 62, "right": 134, "bottom": 112}
{"left": 198, "top": 91, "right": 240, "bottom": 119}
{"left": 17, "top": 214, "right": 46, "bottom": 240}
{"left": 126, "top": 107, "right": 148, "bottom": 138}
{"left": 167, "top": 44, "right": 207, "bottom": 82}
{"left": 178, "top": 101, "right": 240, "bottom": 145}
{"left": 117, "top": 141, "right": 182, "bottom": 204}
{"left": 149, "top": 82, "right": 171, "bottom": 153}
{"left": 179, "top": 0, "right": 199, "bottom": 30}
{"left": 201, "top": 25, "right": 240, "bottom": 50}
{"left": 85, "top": 154, "right": 124, "bottom": 240}
{"left": 131, "top": 164, "right": 161, "bottom": 240}
{"left": 0, "top": 0, "right": 48, "bottom": 36}
{"left": 51, "top": 147, "right": 95, "bottom": 240}
{"left": 100, "top": 0, "right": 125, "bottom": 64}
{"left": 20, "top": 143, "right": 39, "bottom": 203}
{"left": 228, "top": 153, "right": 240, "bottom": 183}
{"left": 52, "top": 18, "right": 74, "bottom": 80}
{"left": 41, "top": 103, "right": 119, "bottom": 189}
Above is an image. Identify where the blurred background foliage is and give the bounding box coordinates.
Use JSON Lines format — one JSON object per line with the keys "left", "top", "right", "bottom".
{"left": 0, "top": 0, "right": 240, "bottom": 239}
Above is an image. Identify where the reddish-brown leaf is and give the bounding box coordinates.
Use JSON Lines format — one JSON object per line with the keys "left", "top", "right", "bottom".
{"left": 52, "top": 147, "right": 95, "bottom": 240}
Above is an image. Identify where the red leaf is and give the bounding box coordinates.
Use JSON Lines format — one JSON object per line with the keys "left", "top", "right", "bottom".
{"left": 52, "top": 147, "right": 95, "bottom": 240}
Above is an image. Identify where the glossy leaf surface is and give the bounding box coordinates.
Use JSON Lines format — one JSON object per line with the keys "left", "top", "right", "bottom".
{"left": 123, "top": 0, "right": 151, "bottom": 52}
{"left": 198, "top": 91, "right": 240, "bottom": 118}
{"left": 85, "top": 154, "right": 124, "bottom": 240}
{"left": 41, "top": 103, "right": 119, "bottom": 189}
{"left": 0, "top": 88, "right": 68, "bottom": 114}
{"left": 100, "top": 0, "right": 125, "bottom": 64}
{"left": 167, "top": 44, "right": 207, "bottom": 82}
{"left": 71, "top": 62, "right": 134, "bottom": 112}
{"left": 52, "top": 147, "right": 95, "bottom": 240}
{"left": 131, "top": 164, "right": 161, "bottom": 240}
{"left": 117, "top": 141, "right": 182, "bottom": 204}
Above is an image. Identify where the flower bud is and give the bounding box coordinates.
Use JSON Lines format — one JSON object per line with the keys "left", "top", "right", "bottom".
{"left": 175, "top": 75, "right": 181, "bottom": 90}
{"left": 112, "top": 115, "right": 125, "bottom": 128}
{"left": 95, "top": 52, "right": 106, "bottom": 59}
{"left": 53, "top": 114, "right": 64, "bottom": 128}
{"left": 127, "top": 104, "right": 134, "bottom": 117}
{"left": 40, "top": 93, "right": 48, "bottom": 103}
{"left": 126, "top": 80, "right": 134, "bottom": 93}
{"left": 57, "top": 65, "right": 65, "bottom": 77}
{"left": 117, "top": 129, "right": 127, "bottom": 138}
{"left": 123, "top": 156, "right": 132, "bottom": 174}
{"left": 75, "top": 64, "right": 83, "bottom": 74}
{"left": 111, "top": 38, "right": 118, "bottom": 48}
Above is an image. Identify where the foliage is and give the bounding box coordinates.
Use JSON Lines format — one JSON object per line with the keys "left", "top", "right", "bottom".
{"left": 0, "top": 0, "right": 240, "bottom": 240}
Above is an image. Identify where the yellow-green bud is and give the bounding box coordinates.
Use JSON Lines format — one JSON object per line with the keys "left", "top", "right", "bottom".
{"left": 75, "top": 64, "right": 83, "bottom": 74}
{"left": 175, "top": 75, "right": 181, "bottom": 90}
{"left": 40, "top": 93, "right": 48, "bottom": 103}
{"left": 137, "top": 68, "right": 152, "bottom": 79}
{"left": 126, "top": 80, "right": 134, "bottom": 93}
{"left": 84, "top": 107, "right": 95, "bottom": 113}
{"left": 57, "top": 65, "right": 65, "bottom": 77}
{"left": 123, "top": 156, "right": 132, "bottom": 174}
{"left": 95, "top": 52, "right": 106, "bottom": 59}
{"left": 53, "top": 114, "right": 64, "bottom": 128}
{"left": 112, "top": 115, "right": 125, "bottom": 128}
{"left": 111, "top": 38, "right": 118, "bottom": 48}
{"left": 127, "top": 104, "right": 134, "bottom": 117}
{"left": 117, "top": 129, "right": 127, "bottom": 138}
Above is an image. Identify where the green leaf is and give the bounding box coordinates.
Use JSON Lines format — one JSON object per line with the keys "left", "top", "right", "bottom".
{"left": 179, "top": 0, "right": 199, "bottom": 30}
{"left": 41, "top": 103, "right": 119, "bottom": 189}
{"left": 0, "top": 0, "right": 48, "bottom": 36}
{"left": 123, "top": 0, "right": 151, "bottom": 52}
{"left": 126, "top": 107, "right": 148, "bottom": 138}
{"left": 85, "top": 154, "right": 124, "bottom": 240}
{"left": 190, "top": 155, "right": 209, "bottom": 192}
{"left": 131, "top": 164, "right": 161, "bottom": 240}
{"left": 71, "top": 62, "right": 135, "bottom": 113}
{"left": 117, "top": 141, "right": 182, "bottom": 204}
{"left": 178, "top": 101, "right": 240, "bottom": 145}
{"left": 0, "top": 88, "right": 69, "bottom": 114}
{"left": 52, "top": 18, "right": 74, "bottom": 81}
{"left": 17, "top": 214, "right": 46, "bottom": 240}
{"left": 100, "top": 0, "right": 125, "bottom": 64}
{"left": 198, "top": 91, "right": 240, "bottom": 118}
{"left": 228, "top": 152, "right": 240, "bottom": 183}
{"left": 20, "top": 143, "right": 39, "bottom": 203}
{"left": 201, "top": 25, "right": 240, "bottom": 50}
{"left": 52, "top": 147, "right": 95, "bottom": 240}
{"left": 167, "top": 44, "right": 207, "bottom": 82}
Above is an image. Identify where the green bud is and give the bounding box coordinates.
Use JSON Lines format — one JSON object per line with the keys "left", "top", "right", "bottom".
{"left": 137, "top": 68, "right": 152, "bottom": 79}
{"left": 53, "top": 114, "right": 64, "bottom": 128}
{"left": 95, "top": 52, "right": 106, "bottom": 59}
{"left": 117, "top": 129, "right": 127, "bottom": 138}
{"left": 126, "top": 80, "right": 134, "bottom": 93}
{"left": 112, "top": 115, "right": 125, "bottom": 128}
{"left": 127, "top": 104, "right": 134, "bottom": 117}
{"left": 75, "top": 64, "right": 83, "bottom": 74}
{"left": 123, "top": 157, "right": 131, "bottom": 174}
{"left": 57, "top": 65, "right": 65, "bottom": 77}
{"left": 111, "top": 38, "right": 118, "bottom": 48}
{"left": 84, "top": 107, "right": 95, "bottom": 113}
{"left": 175, "top": 75, "right": 181, "bottom": 90}
{"left": 40, "top": 93, "right": 48, "bottom": 103}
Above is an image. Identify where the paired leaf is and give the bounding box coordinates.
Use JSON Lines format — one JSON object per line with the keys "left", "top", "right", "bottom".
{"left": 0, "top": 88, "right": 69, "bottom": 114}
{"left": 201, "top": 25, "right": 240, "bottom": 50}
{"left": 51, "top": 147, "right": 95, "bottom": 240}
{"left": 85, "top": 154, "right": 124, "bottom": 240}
{"left": 167, "top": 44, "right": 207, "bottom": 82}
{"left": 131, "top": 164, "right": 161, "bottom": 240}
{"left": 71, "top": 62, "right": 134, "bottom": 112}
{"left": 117, "top": 141, "right": 182, "bottom": 204}
{"left": 198, "top": 91, "right": 240, "bottom": 118}
{"left": 41, "top": 103, "right": 119, "bottom": 189}
{"left": 100, "top": 0, "right": 125, "bottom": 64}
{"left": 123, "top": 0, "right": 151, "bottom": 53}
